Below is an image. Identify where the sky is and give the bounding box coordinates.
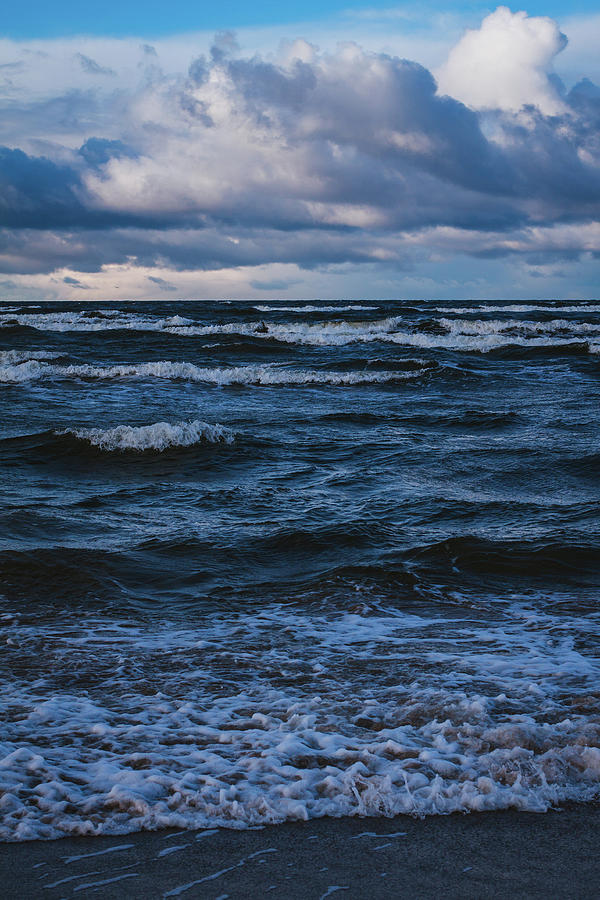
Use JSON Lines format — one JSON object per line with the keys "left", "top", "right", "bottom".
{"left": 2, "top": 1, "right": 599, "bottom": 39}
{"left": 0, "top": 2, "right": 599, "bottom": 300}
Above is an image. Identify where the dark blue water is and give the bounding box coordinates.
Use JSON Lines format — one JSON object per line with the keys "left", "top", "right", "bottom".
{"left": 1, "top": 299, "right": 599, "bottom": 840}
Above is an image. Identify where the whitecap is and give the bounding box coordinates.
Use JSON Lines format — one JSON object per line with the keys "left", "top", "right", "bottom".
{"left": 253, "top": 305, "right": 379, "bottom": 313}
{"left": 61, "top": 420, "right": 235, "bottom": 451}
{"left": 0, "top": 351, "right": 63, "bottom": 383}
{"left": 3, "top": 360, "right": 425, "bottom": 386}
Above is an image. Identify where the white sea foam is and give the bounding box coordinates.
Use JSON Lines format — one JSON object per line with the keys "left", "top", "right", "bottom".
{"left": 0, "top": 308, "right": 600, "bottom": 352}
{"left": 165, "top": 316, "right": 600, "bottom": 351}
{"left": 0, "top": 351, "right": 63, "bottom": 383}
{"left": 435, "top": 304, "right": 600, "bottom": 314}
{"left": 438, "top": 317, "right": 600, "bottom": 336}
{"left": 1, "top": 360, "right": 423, "bottom": 385}
{"left": 0, "top": 602, "right": 598, "bottom": 840}
{"left": 0, "top": 311, "right": 193, "bottom": 334}
{"left": 3, "top": 309, "right": 600, "bottom": 352}
{"left": 0, "top": 350, "right": 61, "bottom": 364}
{"left": 0, "top": 361, "right": 52, "bottom": 383}
{"left": 61, "top": 420, "right": 235, "bottom": 451}
{"left": 253, "top": 305, "right": 378, "bottom": 312}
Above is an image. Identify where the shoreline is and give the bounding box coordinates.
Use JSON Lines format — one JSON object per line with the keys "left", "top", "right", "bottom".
{"left": 1, "top": 803, "right": 599, "bottom": 898}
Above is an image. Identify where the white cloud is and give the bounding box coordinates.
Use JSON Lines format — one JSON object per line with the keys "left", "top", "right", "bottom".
{"left": 437, "top": 6, "right": 567, "bottom": 115}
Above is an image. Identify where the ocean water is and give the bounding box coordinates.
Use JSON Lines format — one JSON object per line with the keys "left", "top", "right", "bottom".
{"left": 1, "top": 299, "right": 599, "bottom": 841}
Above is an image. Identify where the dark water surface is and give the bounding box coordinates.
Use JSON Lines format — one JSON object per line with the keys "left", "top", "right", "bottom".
{"left": 1, "top": 299, "right": 599, "bottom": 840}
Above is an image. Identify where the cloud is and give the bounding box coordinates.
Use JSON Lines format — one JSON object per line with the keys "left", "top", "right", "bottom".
{"left": 62, "top": 274, "right": 89, "bottom": 288}
{"left": 0, "top": 145, "right": 165, "bottom": 229}
{"left": 0, "top": 8, "right": 598, "bottom": 298}
{"left": 76, "top": 53, "right": 116, "bottom": 77}
{"left": 437, "top": 6, "right": 567, "bottom": 115}
{"left": 0, "top": 146, "right": 84, "bottom": 228}
{"left": 78, "top": 137, "right": 138, "bottom": 168}
{"left": 148, "top": 274, "right": 177, "bottom": 291}
{"left": 81, "top": 46, "right": 522, "bottom": 233}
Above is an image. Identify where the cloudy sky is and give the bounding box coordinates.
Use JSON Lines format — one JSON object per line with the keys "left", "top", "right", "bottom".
{"left": 1, "top": 2, "right": 599, "bottom": 300}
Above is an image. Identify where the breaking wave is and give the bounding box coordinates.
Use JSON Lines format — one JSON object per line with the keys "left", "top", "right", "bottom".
{"left": 0, "top": 360, "right": 427, "bottom": 386}
{"left": 0, "top": 350, "right": 61, "bottom": 364}
{"left": 253, "top": 304, "right": 379, "bottom": 312}
{"left": 60, "top": 420, "right": 235, "bottom": 452}
{"left": 3, "top": 309, "right": 600, "bottom": 354}
{"left": 436, "top": 317, "right": 600, "bottom": 336}
{"left": 0, "top": 350, "right": 63, "bottom": 383}
{"left": 434, "top": 304, "right": 600, "bottom": 314}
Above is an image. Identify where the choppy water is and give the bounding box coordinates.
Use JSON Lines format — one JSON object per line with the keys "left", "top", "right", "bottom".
{"left": 1, "top": 299, "right": 599, "bottom": 841}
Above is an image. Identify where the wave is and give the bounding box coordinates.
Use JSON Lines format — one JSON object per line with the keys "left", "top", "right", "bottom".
{"left": 0, "top": 360, "right": 428, "bottom": 386}
{"left": 0, "top": 350, "right": 63, "bottom": 383}
{"left": 435, "top": 303, "right": 600, "bottom": 314}
{"left": 253, "top": 304, "right": 378, "bottom": 312}
{"left": 559, "top": 452, "right": 600, "bottom": 477}
{"left": 436, "top": 317, "right": 600, "bottom": 336}
{"left": 61, "top": 420, "right": 235, "bottom": 452}
{"left": 3, "top": 309, "right": 600, "bottom": 354}
{"left": 0, "top": 350, "right": 61, "bottom": 364}
{"left": 0, "top": 310, "right": 193, "bottom": 334}
{"left": 407, "top": 535, "right": 600, "bottom": 580}
{"left": 315, "top": 409, "right": 517, "bottom": 428}
{"left": 1, "top": 362, "right": 57, "bottom": 383}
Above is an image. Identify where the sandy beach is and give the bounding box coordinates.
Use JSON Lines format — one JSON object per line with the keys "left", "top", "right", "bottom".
{"left": 1, "top": 804, "right": 598, "bottom": 899}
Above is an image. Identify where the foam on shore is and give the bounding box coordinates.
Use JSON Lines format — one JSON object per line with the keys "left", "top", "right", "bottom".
{"left": 0, "top": 601, "right": 598, "bottom": 841}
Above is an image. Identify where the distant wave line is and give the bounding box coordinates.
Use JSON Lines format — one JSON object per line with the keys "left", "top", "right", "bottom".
{"left": 0, "top": 360, "right": 427, "bottom": 385}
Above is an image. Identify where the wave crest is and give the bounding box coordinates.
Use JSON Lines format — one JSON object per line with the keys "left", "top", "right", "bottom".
{"left": 253, "top": 304, "right": 378, "bottom": 312}
{"left": 2, "top": 360, "right": 427, "bottom": 385}
{"left": 61, "top": 420, "right": 235, "bottom": 452}
{"left": 3, "top": 309, "right": 600, "bottom": 355}
{"left": 0, "top": 351, "right": 62, "bottom": 383}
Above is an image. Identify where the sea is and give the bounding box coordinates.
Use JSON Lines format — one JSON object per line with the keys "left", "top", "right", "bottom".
{"left": 1, "top": 299, "right": 599, "bottom": 841}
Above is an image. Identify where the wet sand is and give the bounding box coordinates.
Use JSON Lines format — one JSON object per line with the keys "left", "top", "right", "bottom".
{"left": 1, "top": 804, "right": 599, "bottom": 899}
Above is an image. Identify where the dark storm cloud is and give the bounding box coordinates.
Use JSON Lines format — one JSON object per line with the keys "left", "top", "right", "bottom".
{"left": 226, "top": 57, "right": 318, "bottom": 112}
{"left": 232, "top": 54, "right": 512, "bottom": 196}
{"left": 217, "top": 48, "right": 600, "bottom": 211}
{"left": 78, "top": 137, "right": 138, "bottom": 168}
{"left": 0, "top": 224, "right": 412, "bottom": 275}
{"left": 0, "top": 34, "right": 599, "bottom": 278}
{"left": 0, "top": 144, "right": 191, "bottom": 230}
{"left": 496, "top": 107, "right": 600, "bottom": 216}
{"left": 0, "top": 146, "right": 85, "bottom": 228}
